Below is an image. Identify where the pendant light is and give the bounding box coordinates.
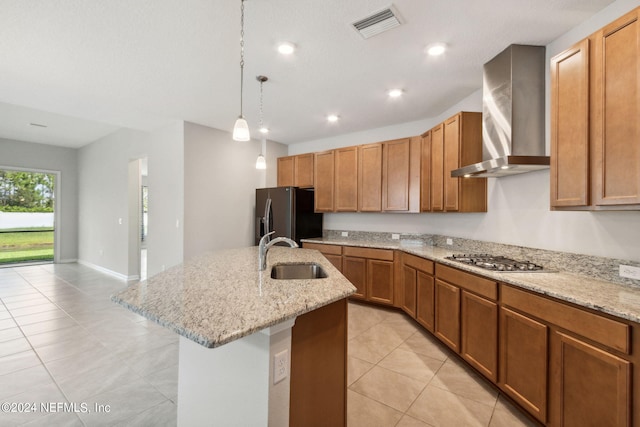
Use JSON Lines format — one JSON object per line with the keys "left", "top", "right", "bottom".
{"left": 255, "top": 75, "right": 268, "bottom": 169}
{"left": 232, "top": 0, "right": 250, "bottom": 141}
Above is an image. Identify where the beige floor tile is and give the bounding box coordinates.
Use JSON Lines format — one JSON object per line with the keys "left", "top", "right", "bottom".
{"left": 348, "top": 323, "right": 409, "bottom": 364}
{"left": 397, "top": 329, "right": 450, "bottom": 362}
{"left": 0, "top": 336, "right": 32, "bottom": 358}
{"left": 0, "top": 327, "right": 24, "bottom": 343}
{"left": 407, "top": 385, "right": 495, "bottom": 427}
{"left": 0, "top": 350, "right": 42, "bottom": 376}
{"left": 57, "top": 362, "right": 143, "bottom": 402}
{"left": 429, "top": 358, "right": 498, "bottom": 407}
{"left": 396, "top": 414, "right": 433, "bottom": 427}
{"left": 0, "top": 364, "right": 55, "bottom": 400}
{"left": 350, "top": 366, "right": 427, "bottom": 412}
{"left": 118, "top": 399, "right": 177, "bottom": 427}
{"left": 347, "top": 390, "right": 403, "bottom": 427}
{"left": 347, "top": 356, "right": 375, "bottom": 386}
{"left": 490, "top": 395, "right": 539, "bottom": 427}
{"left": 0, "top": 382, "right": 67, "bottom": 426}
{"left": 378, "top": 348, "right": 445, "bottom": 383}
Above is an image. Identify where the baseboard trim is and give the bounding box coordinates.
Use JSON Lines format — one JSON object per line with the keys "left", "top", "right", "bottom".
{"left": 77, "top": 259, "right": 132, "bottom": 282}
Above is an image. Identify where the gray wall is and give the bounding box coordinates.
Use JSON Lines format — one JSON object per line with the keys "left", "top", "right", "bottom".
{"left": 78, "top": 122, "right": 184, "bottom": 278}
{"left": 183, "top": 122, "right": 286, "bottom": 260}
{"left": 288, "top": 0, "right": 640, "bottom": 263}
{"left": 0, "top": 137, "right": 79, "bottom": 262}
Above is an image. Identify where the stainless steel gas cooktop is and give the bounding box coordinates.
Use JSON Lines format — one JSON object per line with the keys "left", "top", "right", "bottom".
{"left": 445, "top": 254, "right": 545, "bottom": 272}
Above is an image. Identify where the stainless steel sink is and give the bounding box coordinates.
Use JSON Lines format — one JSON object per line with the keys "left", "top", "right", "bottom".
{"left": 270, "top": 263, "right": 327, "bottom": 280}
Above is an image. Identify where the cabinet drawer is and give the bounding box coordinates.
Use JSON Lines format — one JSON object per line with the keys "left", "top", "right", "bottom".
{"left": 343, "top": 246, "right": 394, "bottom": 261}
{"left": 501, "top": 285, "right": 630, "bottom": 354}
{"left": 302, "top": 242, "right": 342, "bottom": 256}
{"left": 436, "top": 264, "right": 497, "bottom": 300}
{"left": 403, "top": 253, "right": 434, "bottom": 275}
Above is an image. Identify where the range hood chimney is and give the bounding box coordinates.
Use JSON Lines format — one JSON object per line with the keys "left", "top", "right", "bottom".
{"left": 451, "top": 44, "right": 549, "bottom": 178}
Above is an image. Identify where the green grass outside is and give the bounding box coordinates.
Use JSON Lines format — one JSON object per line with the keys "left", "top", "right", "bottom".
{"left": 0, "top": 230, "right": 54, "bottom": 264}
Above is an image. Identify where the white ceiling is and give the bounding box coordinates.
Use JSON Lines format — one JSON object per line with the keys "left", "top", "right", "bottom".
{"left": 0, "top": 0, "right": 615, "bottom": 148}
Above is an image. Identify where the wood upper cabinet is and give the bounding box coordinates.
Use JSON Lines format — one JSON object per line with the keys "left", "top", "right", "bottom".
{"left": 550, "top": 39, "right": 590, "bottom": 207}
{"left": 444, "top": 115, "right": 462, "bottom": 211}
{"left": 358, "top": 143, "right": 383, "bottom": 212}
{"left": 420, "top": 130, "right": 431, "bottom": 212}
{"left": 277, "top": 154, "right": 314, "bottom": 188}
{"left": 430, "top": 124, "right": 445, "bottom": 212}
{"left": 314, "top": 150, "right": 335, "bottom": 212}
{"left": 499, "top": 306, "right": 549, "bottom": 423}
{"left": 551, "top": 7, "right": 640, "bottom": 210}
{"left": 382, "top": 137, "right": 420, "bottom": 212}
{"left": 335, "top": 147, "right": 358, "bottom": 212}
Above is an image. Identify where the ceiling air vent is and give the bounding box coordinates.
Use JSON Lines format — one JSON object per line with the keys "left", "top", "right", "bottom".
{"left": 352, "top": 6, "right": 402, "bottom": 39}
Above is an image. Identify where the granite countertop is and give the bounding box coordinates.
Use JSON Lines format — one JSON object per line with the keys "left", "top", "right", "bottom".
{"left": 112, "top": 246, "right": 356, "bottom": 348}
{"left": 303, "top": 237, "right": 640, "bottom": 324}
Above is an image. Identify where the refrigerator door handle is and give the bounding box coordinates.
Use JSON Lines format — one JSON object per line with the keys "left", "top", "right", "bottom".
{"left": 263, "top": 198, "right": 272, "bottom": 242}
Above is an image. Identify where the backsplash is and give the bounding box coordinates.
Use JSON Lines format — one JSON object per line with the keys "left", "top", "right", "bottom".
{"left": 323, "top": 230, "right": 640, "bottom": 288}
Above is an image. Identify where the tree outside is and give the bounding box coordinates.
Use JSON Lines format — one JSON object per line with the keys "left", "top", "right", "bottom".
{"left": 0, "top": 170, "right": 55, "bottom": 264}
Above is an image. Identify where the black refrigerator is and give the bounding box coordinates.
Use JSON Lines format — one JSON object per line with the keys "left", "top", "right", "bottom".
{"left": 255, "top": 187, "right": 323, "bottom": 246}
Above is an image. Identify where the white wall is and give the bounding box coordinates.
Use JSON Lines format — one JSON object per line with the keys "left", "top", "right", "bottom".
{"left": 78, "top": 122, "right": 184, "bottom": 278}
{"left": 286, "top": 0, "right": 640, "bottom": 263}
{"left": 0, "top": 138, "right": 78, "bottom": 262}
{"left": 183, "top": 122, "right": 287, "bottom": 260}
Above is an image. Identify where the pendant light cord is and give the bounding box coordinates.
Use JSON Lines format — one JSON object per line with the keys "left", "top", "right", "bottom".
{"left": 239, "top": 0, "right": 245, "bottom": 118}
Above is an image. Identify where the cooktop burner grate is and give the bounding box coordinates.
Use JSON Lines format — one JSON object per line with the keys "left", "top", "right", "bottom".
{"left": 445, "top": 254, "right": 545, "bottom": 272}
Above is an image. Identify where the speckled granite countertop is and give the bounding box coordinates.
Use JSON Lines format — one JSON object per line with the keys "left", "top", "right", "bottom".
{"left": 112, "top": 246, "right": 356, "bottom": 348}
{"left": 303, "top": 237, "right": 640, "bottom": 324}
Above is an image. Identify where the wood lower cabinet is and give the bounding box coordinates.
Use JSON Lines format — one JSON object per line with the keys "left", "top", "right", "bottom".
{"left": 342, "top": 246, "right": 394, "bottom": 305}
{"left": 314, "top": 150, "right": 335, "bottom": 212}
{"left": 499, "top": 306, "right": 549, "bottom": 423}
{"left": 401, "top": 253, "right": 435, "bottom": 330}
{"left": 302, "top": 242, "right": 343, "bottom": 272}
{"left": 401, "top": 265, "right": 417, "bottom": 318}
{"left": 461, "top": 291, "right": 498, "bottom": 381}
{"left": 277, "top": 154, "right": 314, "bottom": 188}
{"left": 290, "top": 298, "right": 347, "bottom": 427}
{"left": 434, "top": 279, "right": 461, "bottom": 352}
{"left": 416, "top": 271, "right": 435, "bottom": 332}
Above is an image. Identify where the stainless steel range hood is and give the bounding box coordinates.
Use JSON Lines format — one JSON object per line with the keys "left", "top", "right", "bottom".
{"left": 451, "top": 45, "right": 549, "bottom": 178}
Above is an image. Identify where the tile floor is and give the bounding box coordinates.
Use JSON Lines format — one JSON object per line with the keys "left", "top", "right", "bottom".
{"left": 0, "top": 263, "right": 537, "bottom": 426}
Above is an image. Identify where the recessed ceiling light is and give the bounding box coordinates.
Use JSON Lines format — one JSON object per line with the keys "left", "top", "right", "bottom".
{"left": 327, "top": 114, "right": 339, "bottom": 123}
{"left": 277, "top": 42, "right": 295, "bottom": 55}
{"left": 388, "top": 89, "right": 403, "bottom": 98}
{"left": 259, "top": 127, "right": 269, "bottom": 134}
{"left": 426, "top": 43, "right": 447, "bottom": 56}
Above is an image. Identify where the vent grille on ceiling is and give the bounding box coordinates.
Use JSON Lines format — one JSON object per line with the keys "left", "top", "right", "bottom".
{"left": 352, "top": 6, "right": 401, "bottom": 39}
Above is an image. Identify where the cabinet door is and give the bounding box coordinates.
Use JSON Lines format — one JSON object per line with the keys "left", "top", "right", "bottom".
{"left": 342, "top": 256, "right": 366, "bottom": 300}
{"left": 335, "top": 147, "right": 358, "bottom": 211}
{"left": 420, "top": 131, "right": 431, "bottom": 212}
{"left": 277, "top": 156, "right": 295, "bottom": 187}
{"left": 499, "top": 307, "right": 548, "bottom": 423}
{"left": 550, "top": 39, "right": 590, "bottom": 207}
{"left": 294, "top": 154, "right": 315, "bottom": 188}
{"left": 401, "top": 265, "right": 417, "bottom": 318}
{"left": 416, "top": 271, "right": 435, "bottom": 332}
{"left": 430, "top": 124, "right": 444, "bottom": 212}
{"left": 434, "top": 279, "right": 460, "bottom": 352}
{"left": 592, "top": 10, "right": 640, "bottom": 206}
{"left": 324, "top": 254, "right": 343, "bottom": 272}
{"left": 443, "top": 114, "right": 460, "bottom": 212}
{"left": 367, "top": 260, "right": 394, "bottom": 306}
{"left": 461, "top": 291, "right": 498, "bottom": 382}
{"left": 314, "top": 150, "right": 335, "bottom": 212}
{"left": 551, "top": 332, "right": 631, "bottom": 427}
{"left": 382, "top": 138, "right": 411, "bottom": 211}
{"left": 358, "top": 143, "right": 382, "bottom": 212}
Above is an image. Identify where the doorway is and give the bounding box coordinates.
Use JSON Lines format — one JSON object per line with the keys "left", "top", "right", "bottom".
{"left": 0, "top": 168, "right": 57, "bottom": 266}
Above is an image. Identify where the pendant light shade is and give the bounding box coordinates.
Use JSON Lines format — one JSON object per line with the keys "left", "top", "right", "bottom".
{"left": 233, "top": 116, "right": 250, "bottom": 141}
{"left": 256, "top": 75, "right": 269, "bottom": 169}
{"left": 255, "top": 154, "right": 266, "bottom": 169}
{"left": 233, "top": 0, "right": 250, "bottom": 141}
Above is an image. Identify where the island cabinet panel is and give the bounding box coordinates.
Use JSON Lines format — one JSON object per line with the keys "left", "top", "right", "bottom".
{"left": 302, "top": 242, "right": 343, "bottom": 272}
{"left": 290, "top": 298, "right": 347, "bottom": 427}
{"left": 550, "top": 39, "right": 590, "bottom": 207}
{"left": 434, "top": 279, "right": 460, "bottom": 352}
{"left": 358, "top": 143, "right": 383, "bottom": 212}
{"left": 592, "top": 8, "right": 640, "bottom": 207}
{"left": 342, "top": 246, "right": 394, "bottom": 305}
{"left": 430, "top": 124, "right": 445, "bottom": 212}
{"left": 549, "top": 331, "right": 631, "bottom": 427}
{"left": 420, "top": 130, "right": 431, "bottom": 212}
{"left": 499, "top": 306, "right": 549, "bottom": 423}
{"left": 314, "top": 150, "right": 335, "bottom": 212}
{"left": 461, "top": 291, "right": 498, "bottom": 382}
{"left": 277, "top": 154, "right": 315, "bottom": 188}
{"left": 335, "top": 147, "right": 358, "bottom": 212}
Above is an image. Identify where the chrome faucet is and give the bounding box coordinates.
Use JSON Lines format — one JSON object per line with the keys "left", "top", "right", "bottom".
{"left": 258, "top": 231, "right": 299, "bottom": 271}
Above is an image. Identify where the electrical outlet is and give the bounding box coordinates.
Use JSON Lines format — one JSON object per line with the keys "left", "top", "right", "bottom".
{"left": 446, "top": 238, "right": 453, "bottom": 245}
{"left": 273, "top": 349, "right": 288, "bottom": 384}
{"left": 341, "top": 231, "right": 348, "bottom": 237}
{"left": 391, "top": 233, "right": 400, "bottom": 240}
{"left": 620, "top": 265, "right": 640, "bottom": 280}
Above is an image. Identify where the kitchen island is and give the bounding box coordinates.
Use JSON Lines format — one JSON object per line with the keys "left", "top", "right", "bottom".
{"left": 112, "top": 245, "right": 355, "bottom": 426}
